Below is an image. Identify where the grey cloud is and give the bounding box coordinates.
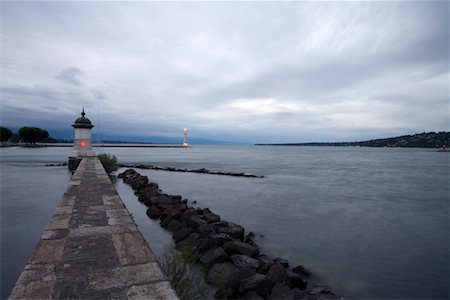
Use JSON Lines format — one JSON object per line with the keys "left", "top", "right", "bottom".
{"left": 1, "top": 1, "right": 448, "bottom": 143}
{"left": 91, "top": 90, "right": 107, "bottom": 100}
{"left": 56, "top": 67, "right": 83, "bottom": 86}
{"left": 0, "top": 84, "right": 92, "bottom": 103}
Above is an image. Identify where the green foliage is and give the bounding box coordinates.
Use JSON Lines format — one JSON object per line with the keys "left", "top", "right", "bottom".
{"left": 41, "top": 130, "right": 49, "bottom": 140}
{"left": 9, "top": 133, "right": 21, "bottom": 143}
{"left": 97, "top": 153, "right": 119, "bottom": 174}
{"left": 0, "top": 127, "right": 13, "bottom": 143}
{"left": 159, "top": 246, "right": 213, "bottom": 300}
{"left": 18, "top": 127, "right": 50, "bottom": 144}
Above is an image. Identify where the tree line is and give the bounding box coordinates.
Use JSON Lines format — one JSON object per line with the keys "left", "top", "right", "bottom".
{"left": 1, "top": 126, "right": 52, "bottom": 144}
{"left": 256, "top": 131, "right": 450, "bottom": 148}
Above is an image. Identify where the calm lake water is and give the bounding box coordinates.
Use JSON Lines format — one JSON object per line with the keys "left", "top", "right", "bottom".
{"left": 1, "top": 146, "right": 448, "bottom": 299}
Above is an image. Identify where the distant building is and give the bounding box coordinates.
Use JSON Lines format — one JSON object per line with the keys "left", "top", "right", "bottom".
{"left": 69, "top": 108, "right": 95, "bottom": 170}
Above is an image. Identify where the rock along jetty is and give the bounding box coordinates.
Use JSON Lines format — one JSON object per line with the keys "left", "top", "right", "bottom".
{"left": 9, "top": 158, "right": 178, "bottom": 299}
{"left": 118, "top": 163, "right": 264, "bottom": 178}
{"left": 119, "top": 168, "right": 342, "bottom": 300}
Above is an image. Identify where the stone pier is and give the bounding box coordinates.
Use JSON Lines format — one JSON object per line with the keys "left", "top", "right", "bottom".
{"left": 9, "top": 157, "right": 178, "bottom": 299}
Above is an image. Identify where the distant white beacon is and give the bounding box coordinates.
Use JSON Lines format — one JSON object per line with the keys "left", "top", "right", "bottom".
{"left": 183, "top": 128, "right": 189, "bottom": 148}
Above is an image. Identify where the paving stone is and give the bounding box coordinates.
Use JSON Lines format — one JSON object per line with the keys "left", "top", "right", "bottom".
{"left": 102, "top": 194, "right": 124, "bottom": 207}
{"left": 30, "top": 239, "right": 65, "bottom": 263}
{"left": 112, "top": 232, "right": 156, "bottom": 266}
{"left": 69, "top": 179, "right": 81, "bottom": 186}
{"left": 9, "top": 277, "right": 55, "bottom": 299}
{"left": 88, "top": 263, "right": 167, "bottom": 290}
{"left": 62, "top": 234, "right": 119, "bottom": 271}
{"left": 70, "top": 207, "right": 108, "bottom": 228}
{"left": 59, "top": 194, "right": 76, "bottom": 207}
{"left": 68, "top": 224, "right": 138, "bottom": 237}
{"left": 127, "top": 282, "right": 179, "bottom": 299}
{"left": 107, "top": 208, "right": 135, "bottom": 225}
{"left": 47, "top": 214, "right": 71, "bottom": 230}
{"left": 54, "top": 206, "right": 73, "bottom": 215}
{"left": 81, "top": 287, "right": 128, "bottom": 299}
{"left": 41, "top": 229, "right": 69, "bottom": 240}
{"left": 16, "top": 264, "right": 55, "bottom": 284}
{"left": 52, "top": 279, "right": 88, "bottom": 299}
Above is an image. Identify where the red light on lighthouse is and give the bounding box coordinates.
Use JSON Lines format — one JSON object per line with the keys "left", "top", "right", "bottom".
{"left": 80, "top": 140, "right": 86, "bottom": 147}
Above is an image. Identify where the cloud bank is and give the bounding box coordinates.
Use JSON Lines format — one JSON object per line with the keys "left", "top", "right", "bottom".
{"left": 0, "top": 1, "right": 448, "bottom": 143}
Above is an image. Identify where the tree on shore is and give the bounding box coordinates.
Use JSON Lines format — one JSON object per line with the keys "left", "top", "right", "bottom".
{"left": 18, "top": 127, "right": 50, "bottom": 144}
{"left": 0, "top": 127, "right": 13, "bottom": 143}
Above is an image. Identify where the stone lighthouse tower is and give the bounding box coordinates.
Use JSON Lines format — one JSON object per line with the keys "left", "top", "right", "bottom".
{"left": 69, "top": 108, "right": 95, "bottom": 170}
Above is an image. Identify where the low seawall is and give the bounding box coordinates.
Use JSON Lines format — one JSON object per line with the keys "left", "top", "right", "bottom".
{"left": 9, "top": 157, "right": 177, "bottom": 299}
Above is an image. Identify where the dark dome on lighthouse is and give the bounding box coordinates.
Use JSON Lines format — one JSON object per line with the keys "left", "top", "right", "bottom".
{"left": 72, "top": 108, "right": 94, "bottom": 129}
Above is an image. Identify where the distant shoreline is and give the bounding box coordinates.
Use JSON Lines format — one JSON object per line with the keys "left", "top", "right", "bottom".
{"left": 0, "top": 143, "right": 184, "bottom": 148}
{"left": 256, "top": 131, "right": 449, "bottom": 149}
{"left": 255, "top": 143, "right": 446, "bottom": 149}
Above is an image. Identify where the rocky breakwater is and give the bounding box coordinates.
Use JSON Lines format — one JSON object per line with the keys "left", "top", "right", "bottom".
{"left": 118, "top": 169, "right": 342, "bottom": 300}
{"left": 118, "top": 163, "right": 264, "bottom": 178}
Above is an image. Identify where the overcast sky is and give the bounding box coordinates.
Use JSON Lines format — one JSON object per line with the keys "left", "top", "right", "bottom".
{"left": 1, "top": 1, "right": 448, "bottom": 143}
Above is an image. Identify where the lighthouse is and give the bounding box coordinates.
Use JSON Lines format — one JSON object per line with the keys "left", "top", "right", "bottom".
{"left": 69, "top": 108, "right": 95, "bottom": 170}
{"left": 183, "top": 128, "right": 189, "bottom": 148}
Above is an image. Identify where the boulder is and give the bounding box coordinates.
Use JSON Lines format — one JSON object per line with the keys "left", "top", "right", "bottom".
{"left": 240, "top": 291, "right": 264, "bottom": 299}
{"left": 155, "top": 202, "right": 174, "bottom": 211}
{"left": 212, "top": 221, "right": 229, "bottom": 228}
{"left": 292, "top": 264, "right": 311, "bottom": 278}
{"left": 119, "top": 169, "right": 136, "bottom": 177}
{"left": 217, "top": 222, "right": 244, "bottom": 240}
{"left": 266, "top": 263, "right": 287, "bottom": 284}
{"left": 273, "top": 257, "right": 289, "bottom": 268}
{"left": 214, "top": 287, "right": 236, "bottom": 300}
{"left": 199, "top": 247, "right": 229, "bottom": 268}
{"left": 160, "top": 206, "right": 183, "bottom": 220}
{"left": 129, "top": 175, "right": 149, "bottom": 190}
{"left": 268, "top": 282, "right": 302, "bottom": 300}
{"left": 225, "top": 267, "right": 256, "bottom": 291}
{"left": 238, "top": 273, "right": 273, "bottom": 298}
{"left": 142, "top": 199, "right": 153, "bottom": 207}
{"left": 176, "top": 232, "right": 200, "bottom": 249}
{"left": 286, "top": 271, "right": 307, "bottom": 290}
{"left": 188, "top": 215, "right": 207, "bottom": 229}
{"left": 231, "top": 254, "right": 261, "bottom": 269}
{"left": 204, "top": 213, "right": 220, "bottom": 223}
{"left": 206, "top": 262, "right": 238, "bottom": 286}
{"left": 146, "top": 206, "right": 161, "bottom": 219}
{"left": 223, "top": 241, "right": 259, "bottom": 258}
{"left": 170, "top": 195, "right": 182, "bottom": 201}
{"left": 160, "top": 216, "right": 173, "bottom": 227}
{"left": 197, "top": 224, "right": 217, "bottom": 236}
{"left": 245, "top": 231, "right": 256, "bottom": 242}
{"left": 210, "top": 233, "right": 234, "bottom": 246}
{"left": 166, "top": 219, "right": 182, "bottom": 233}
{"left": 194, "top": 237, "right": 217, "bottom": 254}
{"left": 173, "top": 226, "right": 194, "bottom": 244}
{"left": 138, "top": 187, "right": 160, "bottom": 202}
{"left": 202, "top": 208, "right": 212, "bottom": 215}
{"left": 180, "top": 209, "right": 198, "bottom": 224}
{"left": 151, "top": 195, "right": 174, "bottom": 207}
{"left": 256, "top": 254, "right": 274, "bottom": 275}
{"left": 308, "top": 286, "right": 331, "bottom": 295}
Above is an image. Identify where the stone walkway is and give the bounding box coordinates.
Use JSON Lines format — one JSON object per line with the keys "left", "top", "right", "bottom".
{"left": 9, "top": 157, "right": 178, "bottom": 299}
